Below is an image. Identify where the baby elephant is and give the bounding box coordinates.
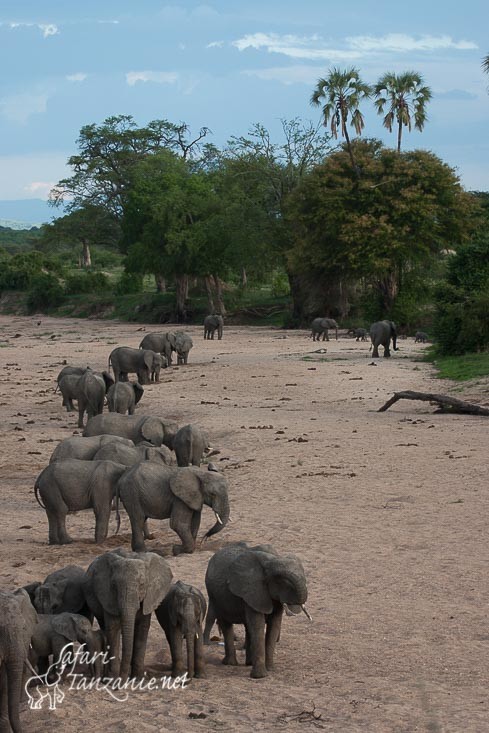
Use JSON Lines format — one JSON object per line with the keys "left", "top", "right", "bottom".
{"left": 155, "top": 581, "right": 207, "bottom": 679}
{"left": 106, "top": 381, "right": 144, "bottom": 415}
{"left": 414, "top": 331, "right": 429, "bottom": 343}
{"left": 173, "top": 424, "right": 210, "bottom": 467}
{"left": 30, "top": 612, "right": 106, "bottom": 679}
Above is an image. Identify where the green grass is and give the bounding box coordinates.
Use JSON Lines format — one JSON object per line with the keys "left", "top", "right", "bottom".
{"left": 430, "top": 352, "right": 489, "bottom": 381}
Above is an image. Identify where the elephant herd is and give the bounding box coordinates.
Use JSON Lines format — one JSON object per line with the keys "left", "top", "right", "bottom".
{"left": 0, "top": 317, "right": 312, "bottom": 733}
{"left": 312, "top": 318, "right": 401, "bottom": 358}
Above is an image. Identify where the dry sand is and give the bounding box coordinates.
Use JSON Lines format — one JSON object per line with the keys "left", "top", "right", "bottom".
{"left": 0, "top": 314, "right": 488, "bottom": 733}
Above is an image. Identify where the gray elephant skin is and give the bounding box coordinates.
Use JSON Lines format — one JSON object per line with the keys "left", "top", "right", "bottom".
{"left": 155, "top": 581, "right": 207, "bottom": 679}
{"left": 0, "top": 589, "right": 37, "bottom": 733}
{"left": 174, "top": 332, "right": 193, "bottom": 365}
{"left": 23, "top": 565, "right": 91, "bottom": 620}
{"left": 370, "top": 320, "right": 398, "bottom": 358}
{"left": 173, "top": 424, "right": 209, "bottom": 467}
{"left": 83, "top": 413, "right": 178, "bottom": 449}
{"left": 347, "top": 327, "right": 368, "bottom": 341}
{"left": 30, "top": 613, "right": 105, "bottom": 679}
{"left": 55, "top": 365, "right": 90, "bottom": 389}
{"left": 116, "top": 463, "right": 230, "bottom": 554}
{"left": 109, "top": 346, "right": 163, "bottom": 385}
{"left": 83, "top": 548, "right": 172, "bottom": 679}
{"left": 311, "top": 317, "right": 339, "bottom": 341}
{"left": 415, "top": 331, "right": 429, "bottom": 343}
{"left": 106, "top": 381, "right": 144, "bottom": 415}
{"left": 59, "top": 370, "right": 114, "bottom": 427}
{"left": 139, "top": 332, "right": 176, "bottom": 366}
{"left": 203, "top": 315, "right": 223, "bottom": 340}
{"left": 34, "top": 460, "right": 128, "bottom": 545}
{"left": 49, "top": 435, "right": 134, "bottom": 463}
{"left": 93, "top": 441, "right": 173, "bottom": 467}
{"left": 204, "top": 542, "right": 308, "bottom": 679}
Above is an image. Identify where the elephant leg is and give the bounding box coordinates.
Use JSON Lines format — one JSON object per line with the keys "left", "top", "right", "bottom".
{"left": 265, "top": 608, "right": 283, "bottom": 671}
{"left": 104, "top": 612, "right": 121, "bottom": 678}
{"left": 168, "top": 626, "right": 185, "bottom": 677}
{"left": 0, "top": 665, "right": 7, "bottom": 733}
{"left": 128, "top": 405, "right": 135, "bottom": 415}
{"left": 67, "top": 398, "right": 75, "bottom": 412}
{"left": 143, "top": 519, "right": 154, "bottom": 540}
{"left": 203, "top": 600, "right": 216, "bottom": 644}
{"left": 46, "top": 505, "right": 73, "bottom": 545}
{"left": 170, "top": 502, "right": 196, "bottom": 555}
{"left": 94, "top": 501, "right": 111, "bottom": 544}
{"left": 77, "top": 403, "right": 85, "bottom": 428}
{"left": 128, "top": 509, "right": 148, "bottom": 552}
{"left": 190, "top": 511, "right": 201, "bottom": 541}
{"left": 45, "top": 508, "right": 60, "bottom": 544}
{"left": 221, "top": 621, "right": 238, "bottom": 666}
{"left": 244, "top": 625, "right": 252, "bottom": 666}
{"left": 384, "top": 345, "right": 391, "bottom": 358}
{"left": 131, "top": 612, "right": 151, "bottom": 679}
{"left": 244, "top": 607, "right": 267, "bottom": 678}
{"left": 194, "top": 630, "right": 206, "bottom": 678}
{"left": 372, "top": 345, "right": 380, "bottom": 358}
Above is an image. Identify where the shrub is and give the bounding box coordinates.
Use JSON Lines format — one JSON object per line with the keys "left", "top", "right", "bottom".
{"left": 270, "top": 270, "right": 290, "bottom": 298}
{"left": 26, "top": 273, "right": 64, "bottom": 312}
{"left": 64, "top": 271, "right": 110, "bottom": 294}
{"left": 433, "top": 286, "right": 489, "bottom": 355}
{"left": 114, "top": 272, "right": 143, "bottom": 295}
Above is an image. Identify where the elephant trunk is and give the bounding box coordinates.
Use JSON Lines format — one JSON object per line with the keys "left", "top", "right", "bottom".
{"left": 185, "top": 630, "right": 195, "bottom": 679}
{"left": 181, "top": 603, "right": 195, "bottom": 678}
{"left": 204, "top": 494, "right": 230, "bottom": 539}
{"left": 392, "top": 333, "right": 398, "bottom": 351}
{"left": 6, "top": 658, "right": 24, "bottom": 732}
{"left": 37, "top": 586, "right": 52, "bottom": 614}
{"left": 120, "top": 613, "right": 136, "bottom": 680}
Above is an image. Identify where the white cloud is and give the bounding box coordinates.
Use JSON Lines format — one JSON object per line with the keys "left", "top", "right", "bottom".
{"left": 347, "top": 34, "right": 478, "bottom": 53}
{"left": 0, "top": 92, "right": 49, "bottom": 124}
{"left": 97, "top": 20, "right": 119, "bottom": 24}
{"left": 24, "top": 181, "right": 55, "bottom": 198}
{"left": 126, "top": 71, "right": 179, "bottom": 86}
{"left": 243, "top": 65, "right": 321, "bottom": 85}
{"left": 207, "top": 40, "right": 224, "bottom": 48}
{"left": 66, "top": 73, "right": 87, "bottom": 82}
{"left": 6, "top": 21, "right": 59, "bottom": 38}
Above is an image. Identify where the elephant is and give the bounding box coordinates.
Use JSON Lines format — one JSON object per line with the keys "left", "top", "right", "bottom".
{"left": 34, "top": 459, "right": 128, "bottom": 545}
{"left": 414, "top": 331, "right": 429, "bottom": 343}
{"left": 23, "top": 565, "right": 90, "bottom": 619}
{"left": 370, "top": 320, "right": 398, "bottom": 358}
{"left": 203, "top": 315, "right": 224, "bottom": 340}
{"left": 106, "top": 381, "right": 144, "bottom": 415}
{"left": 173, "top": 424, "right": 210, "bottom": 467}
{"left": 59, "top": 370, "right": 114, "bottom": 428}
{"left": 116, "top": 463, "right": 230, "bottom": 554}
{"left": 139, "top": 332, "right": 176, "bottom": 367}
{"left": 174, "top": 332, "right": 193, "bottom": 365}
{"left": 204, "top": 542, "right": 309, "bottom": 679}
{"left": 55, "top": 365, "right": 90, "bottom": 390}
{"left": 311, "top": 317, "right": 339, "bottom": 341}
{"left": 109, "top": 346, "right": 164, "bottom": 385}
{"left": 0, "top": 589, "right": 38, "bottom": 733}
{"left": 93, "top": 441, "right": 173, "bottom": 467}
{"left": 83, "top": 413, "right": 178, "bottom": 449}
{"left": 49, "top": 435, "right": 134, "bottom": 463}
{"left": 155, "top": 581, "right": 207, "bottom": 679}
{"left": 83, "top": 548, "right": 173, "bottom": 679}
{"left": 29, "top": 613, "right": 106, "bottom": 679}
{"left": 347, "top": 327, "right": 368, "bottom": 341}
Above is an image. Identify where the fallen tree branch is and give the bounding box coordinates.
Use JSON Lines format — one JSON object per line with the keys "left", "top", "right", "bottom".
{"left": 377, "top": 390, "right": 489, "bottom": 416}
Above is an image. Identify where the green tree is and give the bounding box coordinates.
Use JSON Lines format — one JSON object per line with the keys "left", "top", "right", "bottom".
{"left": 483, "top": 53, "right": 489, "bottom": 76}
{"left": 310, "top": 67, "right": 371, "bottom": 175}
{"left": 374, "top": 71, "right": 432, "bottom": 152}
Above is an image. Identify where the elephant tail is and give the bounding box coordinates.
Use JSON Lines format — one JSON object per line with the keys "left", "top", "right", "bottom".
{"left": 115, "top": 484, "right": 121, "bottom": 535}
{"left": 34, "top": 472, "right": 46, "bottom": 509}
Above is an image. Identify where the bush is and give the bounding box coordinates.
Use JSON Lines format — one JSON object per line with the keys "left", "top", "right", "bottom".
{"left": 0, "top": 252, "right": 62, "bottom": 291}
{"left": 64, "top": 271, "right": 110, "bottom": 294}
{"left": 270, "top": 270, "right": 290, "bottom": 298}
{"left": 26, "top": 273, "right": 65, "bottom": 312}
{"left": 113, "top": 272, "right": 143, "bottom": 296}
{"left": 433, "top": 286, "right": 489, "bottom": 355}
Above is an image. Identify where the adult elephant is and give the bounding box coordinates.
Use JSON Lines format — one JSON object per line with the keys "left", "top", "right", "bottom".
{"left": 23, "top": 565, "right": 90, "bottom": 619}
{"left": 106, "top": 381, "right": 144, "bottom": 415}
{"left": 55, "top": 365, "right": 90, "bottom": 389}
{"left": 83, "top": 548, "right": 172, "bottom": 679}
{"left": 204, "top": 542, "right": 309, "bottom": 679}
{"left": 34, "top": 460, "right": 128, "bottom": 545}
{"left": 0, "top": 589, "right": 38, "bottom": 733}
{"left": 203, "top": 315, "right": 224, "bottom": 340}
{"left": 58, "top": 370, "right": 113, "bottom": 427}
{"left": 370, "top": 320, "right": 398, "bottom": 358}
{"left": 109, "top": 346, "right": 163, "bottom": 385}
{"left": 174, "top": 332, "right": 193, "bottom": 365}
{"left": 311, "top": 317, "right": 338, "bottom": 341}
{"left": 139, "top": 332, "right": 176, "bottom": 367}
{"left": 116, "top": 463, "right": 230, "bottom": 554}
{"left": 93, "top": 441, "right": 173, "bottom": 467}
{"left": 49, "top": 435, "right": 134, "bottom": 463}
{"left": 83, "top": 413, "right": 178, "bottom": 449}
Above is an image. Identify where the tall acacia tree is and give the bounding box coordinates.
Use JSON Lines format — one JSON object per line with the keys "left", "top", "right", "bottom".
{"left": 373, "top": 71, "right": 432, "bottom": 152}
{"left": 311, "top": 67, "right": 371, "bottom": 175}
{"left": 483, "top": 54, "right": 489, "bottom": 83}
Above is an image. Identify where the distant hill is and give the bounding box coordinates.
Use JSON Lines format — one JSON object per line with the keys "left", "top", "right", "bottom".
{"left": 0, "top": 199, "right": 61, "bottom": 227}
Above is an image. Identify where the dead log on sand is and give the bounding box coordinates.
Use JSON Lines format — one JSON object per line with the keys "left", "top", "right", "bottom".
{"left": 378, "top": 390, "right": 489, "bottom": 416}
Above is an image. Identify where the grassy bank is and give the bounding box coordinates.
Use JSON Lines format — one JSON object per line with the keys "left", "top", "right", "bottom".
{"left": 430, "top": 351, "right": 489, "bottom": 381}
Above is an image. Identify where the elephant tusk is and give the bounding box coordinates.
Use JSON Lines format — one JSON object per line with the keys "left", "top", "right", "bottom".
{"left": 301, "top": 605, "right": 313, "bottom": 622}
{"left": 227, "top": 516, "right": 233, "bottom": 523}
{"left": 214, "top": 512, "right": 223, "bottom": 525}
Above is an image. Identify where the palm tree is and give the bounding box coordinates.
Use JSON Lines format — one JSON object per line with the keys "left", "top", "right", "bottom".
{"left": 483, "top": 54, "right": 489, "bottom": 78}
{"left": 373, "top": 71, "right": 432, "bottom": 152}
{"left": 311, "top": 67, "right": 371, "bottom": 175}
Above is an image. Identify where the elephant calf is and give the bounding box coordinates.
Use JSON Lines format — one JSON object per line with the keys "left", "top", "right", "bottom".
{"left": 93, "top": 441, "right": 173, "bottom": 466}
{"left": 310, "top": 317, "right": 339, "bottom": 341}
{"left": 414, "top": 331, "right": 429, "bottom": 343}
{"left": 173, "top": 424, "right": 210, "bottom": 467}
{"left": 155, "top": 581, "right": 207, "bottom": 679}
{"left": 34, "top": 459, "right": 128, "bottom": 545}
{"left": 50, "top": 435, "right": 135, "bottom": 463}
{"left": 204, "top": 315, "right": 224, "bottom": 340}
{"left": 84, "top": 413, "right": 178, "bottom": 449}
{"left": 106, "top": 381, "right": 144, "bottom": 415}
{"left": 23, "top": 564, "right": 91, "bottom": 619}
{"left": 58, "top": 370, "right": 114, "bottom": 427}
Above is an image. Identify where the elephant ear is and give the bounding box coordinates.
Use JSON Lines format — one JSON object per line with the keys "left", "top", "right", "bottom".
{"left": 101, "top": 371, "right": 114, "bottom": 392}
{"left": 143, "top": 350, "right": 154, "bottom": 370}
{"left": 169, "top": 469, "right": 203, "bottom": 512}
{"left": 141, "top": 554, "right": 173, "bottom": 615}
{"left": 228, "top": 551, "right": 273, "bottom": 614}
{"left": 133, "top": 383, "right": 144, "bottom": 404}
{"left": 51, "top": 613, "right": 80, "bottom": 642}
{"left": 140, "top": 417, "right": 164, "bottom": 445}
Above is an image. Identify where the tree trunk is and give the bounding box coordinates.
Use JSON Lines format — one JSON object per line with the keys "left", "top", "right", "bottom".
{"left": 342, "top": 121, "right": 360, "bottom": 178}
{"left": 81, "top": 240, "right": 92, "bottom": 268}
{"left": 155, "top": 274, "right": 166, "bottom": 293}
{"left": 175, "top": 274, "right": 188, "bottom": 322}
{"left": 241, "top": 267, "right": 248, "bottom": 289}
{"left": 204, "top": 276, "right": 215, "bottom": 313}
{"left": 212, "top": 274, "right": 226, "bottom": 316}
{"left": 397, "top": 116, "right": 403, "bottom": 153}
{"left": 377, "top": 270, "right": 399, "bottom": 313}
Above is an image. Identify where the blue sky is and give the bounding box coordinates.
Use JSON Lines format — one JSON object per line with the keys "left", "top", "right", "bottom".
{"left": 0, "top": 0, "right": 488, "bottom": 210}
